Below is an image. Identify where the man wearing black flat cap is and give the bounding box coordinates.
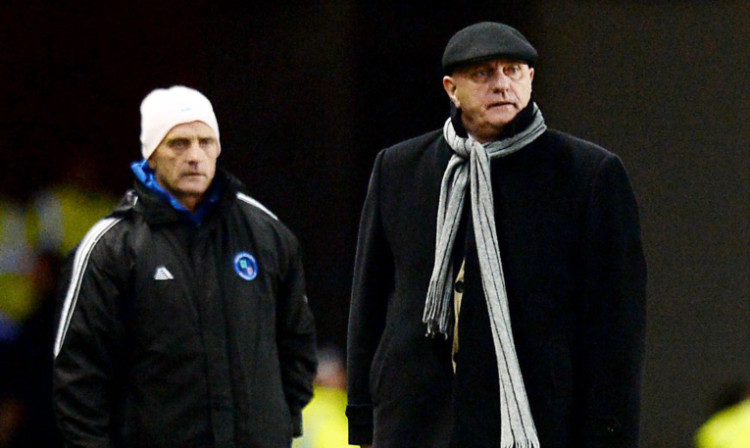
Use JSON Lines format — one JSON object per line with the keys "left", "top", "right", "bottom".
{"left": 347, "top": 22, "right": 646, "bottom": 448}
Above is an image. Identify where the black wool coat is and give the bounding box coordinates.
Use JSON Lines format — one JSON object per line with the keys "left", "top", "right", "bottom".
{"left": 346, "top": 122, "right": 647, "bottom": 448}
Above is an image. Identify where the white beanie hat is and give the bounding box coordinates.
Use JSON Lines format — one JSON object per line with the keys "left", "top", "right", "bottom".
{"left": 139, "top": 85, "right": 220, "bottom": 160}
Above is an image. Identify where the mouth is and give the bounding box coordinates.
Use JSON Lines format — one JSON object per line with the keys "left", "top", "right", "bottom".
{"left": 488, "top": 101, "right": 515, "bottom": 109}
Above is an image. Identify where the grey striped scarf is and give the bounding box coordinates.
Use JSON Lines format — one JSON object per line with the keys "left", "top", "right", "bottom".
{"left": 422, "top": 103, "right": 546, "bottom": 448}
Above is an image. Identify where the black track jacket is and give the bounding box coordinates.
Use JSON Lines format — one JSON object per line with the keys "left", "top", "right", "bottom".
{"left": 53, "top": 169, "right": 317, "bottom": 448}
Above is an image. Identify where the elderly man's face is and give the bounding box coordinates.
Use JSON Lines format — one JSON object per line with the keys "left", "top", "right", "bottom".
{"left": 443, "top": 59, "right": 534, "bottom": 143}
{"left": 148, "top": 121, "right": 220, "bottom": 211}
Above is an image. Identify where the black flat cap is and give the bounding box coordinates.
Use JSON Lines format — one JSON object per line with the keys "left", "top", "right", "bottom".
{"left": 442, "top": 22, "right": 538, "bottom": 74}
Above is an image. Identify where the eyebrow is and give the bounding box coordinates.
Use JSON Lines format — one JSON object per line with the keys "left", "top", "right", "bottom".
{"left": 166, "top": 137, "right": 190, "bottom": 144}
{"left": 166, "top": 135, "right": 215, "bottom": 143}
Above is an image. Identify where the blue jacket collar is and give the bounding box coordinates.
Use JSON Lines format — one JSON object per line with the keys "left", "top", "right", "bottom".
{"left": 130, "top": 159, "right": 222, "bottom": 225}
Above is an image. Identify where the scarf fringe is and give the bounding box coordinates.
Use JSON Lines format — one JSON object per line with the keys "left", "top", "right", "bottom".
{"left": 423, "top": 275, "right": 453, "bottom": 337}
{"left": 501, "top": 442, "right": 541, "bottom": 448}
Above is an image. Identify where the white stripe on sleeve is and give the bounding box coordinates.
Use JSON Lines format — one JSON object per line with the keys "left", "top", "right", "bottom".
{"left": 53, "top": 217, "right": 122, "bottom": 358}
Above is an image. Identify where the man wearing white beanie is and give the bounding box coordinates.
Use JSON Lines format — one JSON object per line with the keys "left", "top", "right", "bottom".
{"left": 53, "top": 85, "right": 317, "bottom": 448}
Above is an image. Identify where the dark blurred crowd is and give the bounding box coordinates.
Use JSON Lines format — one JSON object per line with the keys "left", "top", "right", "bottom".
{"left": 0, "top": 162, "right": 116, "bottom": 448}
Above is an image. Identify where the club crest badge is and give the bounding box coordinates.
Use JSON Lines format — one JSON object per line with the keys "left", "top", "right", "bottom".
{"left": 234, "top": 252, "right": 258, "bottom": 281}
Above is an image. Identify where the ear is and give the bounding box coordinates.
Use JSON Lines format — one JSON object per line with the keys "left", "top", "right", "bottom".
{"left": 147, "top": 156, "right": 157, "bottom": 170}
{"left": 529, "top": 67, "right": 534, "bottom": 82}
{"left": 442, "top": 76, "right": 460, "bottom": 108}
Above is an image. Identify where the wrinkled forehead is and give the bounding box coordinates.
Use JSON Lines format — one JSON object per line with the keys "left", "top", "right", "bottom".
{"left": 163, "top": 121, "right": 218, "bottom": 139}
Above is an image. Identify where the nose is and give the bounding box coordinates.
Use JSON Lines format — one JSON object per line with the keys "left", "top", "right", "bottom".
{"left": 185, "top": 141, "right": 204, "bottom": 164}
{"left": 490, "top": 70, "right": 511, "bottom": 91}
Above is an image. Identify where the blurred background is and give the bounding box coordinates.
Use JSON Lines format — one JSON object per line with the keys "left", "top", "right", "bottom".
{"left": 1, "top": 1, "right": 748, "bottom": 447}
